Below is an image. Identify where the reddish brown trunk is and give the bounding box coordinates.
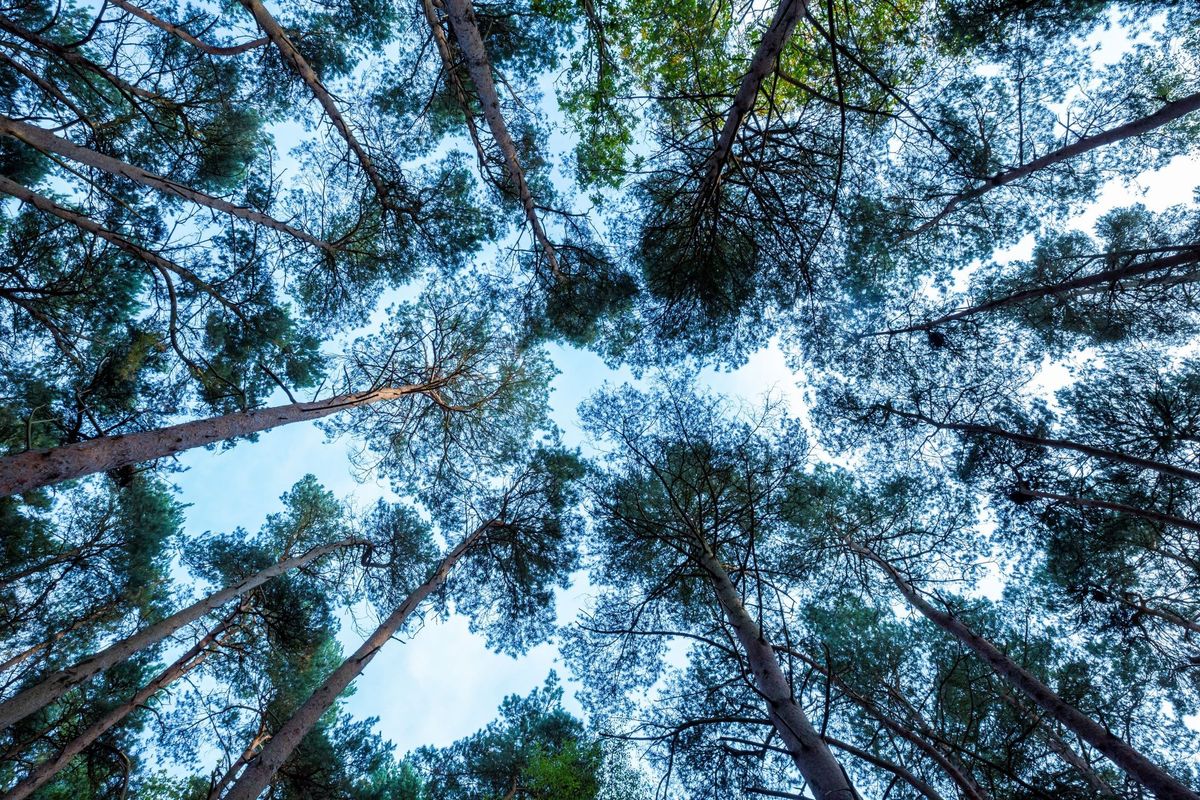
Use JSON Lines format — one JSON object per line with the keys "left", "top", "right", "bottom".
{"left": 221, "top": 521, "right": 494, "bottom": 800}
{"left": 0, "top": 387, "right": 426, "bottom": 497}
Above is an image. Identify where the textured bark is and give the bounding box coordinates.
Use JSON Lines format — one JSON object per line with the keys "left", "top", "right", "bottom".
{"left": 0, "top": 115, "right": 333, "bottom": 253}
{"left": 875, "top": 247, "right": 1200, "bottom": 335}
{"left": 859, "top": 543, "right": 1200, "bottom": 800}
{"left": 696, "top": 0, "right": 807, "bottom": 206}
{"left": 5, "top": 608, "right": 240, "bottom": 800}
{"left": 109, "top": 0, "right": 269, "bottom": 55}
{"left": 239, "top": 0, "right": 396, "bottom": 212}
{"left": 441, "top": 0, "right": 561, "bottom": 278}
{"left": 881, "top": 407, "right": 1200, "bottom": 484}
{"left": 0, "top": 174, "right": 247, "bottom": 317}
{"left": 0, "top": 387, "right": 426, "bottom": 497}
{"left": 912, "top": 91, "right": 1200, "bottom": 236}
{"left": 696, "top": 550, "right": 856, "bottom": 799}
{"left": 0, "top": 539, "right": 363, "bottom": 730}
{"left": 221, "top": 521, "right": 494, "bottom": 800}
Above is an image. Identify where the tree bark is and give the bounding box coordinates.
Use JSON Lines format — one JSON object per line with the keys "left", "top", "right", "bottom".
{"left": 441, "top": 0, "right": 562, "bottom": 278}
{"left": 881, "top": 407, "right": 1200, "bottom": 484}
{"left": 220, "top": 520, "right": 495, "bottom": 800}
{"left": 0, "top": 386, "right": 430, "bottom": 497}
{"left": 696, "top": 550, "right": 856, "bottom": 800}
{"left": 873, "top": 247, "right": 1200, "bottom": 336}
{"left": 238, "top": 0, "right": 398, "bottom": 214}
{"left": 0, "top": 115, "right": 334, "bottom": 253}
{"left": 0, "top": 539, "right": 363, "bottom": 730}
{"left": 696, "top": 0, "right": 807, "bottom": 207}
{"left": 108, "top": 0, "right": 269, "bottom": 56}
{"left": 911, "top": 91, "right": 1200, "bottom": 236}
{"left": 855, "top": 542, "right": 1200, "bottom": 800}
{"left": 4, "top": 607, "right": 241, "bottom": 800}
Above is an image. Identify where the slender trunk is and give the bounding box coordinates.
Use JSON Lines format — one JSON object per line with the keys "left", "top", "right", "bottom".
{"left": 1105, "top": 592, "right": 1200, "bottom": 636}
{"left": 855, "top": 542, "right": 1200, "bottom": 800}
{"left": 696, "top": 550, "right": 855, "bottom": 800}
{"left": 822, "top": 736, "right": 945, "bottom": 800}
{"left": 207, "top": 729, "right": 271, "bottom": 800}
{"left": 997, "top": 691, "right": 1119, "bottom": 798}
{"left": 0, "top": 538, "right": 363, "bottom": 730}
{"left": 696, "top": 0, "right": 807, "bottom": 206}
{"left": 238, "top": 0, "right": 397, "bottom": 213}
{"left": 0, "top": 115, "right": 333, "bottom": 253}
{"left": 0, "top": 386, "right": 429, "bottom": 497}
{"left": 0, "top": 602, "right": 119, "bottom": 676}
{"left": 0, "top": 174, "right": 248, "bottom": 318}
{"left": 1015, "top": 487, "right": 1200, "bottom": 534}
{"left": 421, "top": 0, "right": 489, "bottom": 171}
{"left": 874, "top": 247, "right": 1200, "bottom": 335}
{"left": 882, "top": 407, "right": 1200, "bottom": 484}
{"left": 441, "top": 0, "right": 561, "bottom": 278}
{"left": 4, "top": 608, "right": 241, "bottom": 800}
{"left": 911, "top": 91, "right": 1200, "bottom": 236}
{"left": 108, "top": 0, "right": 269, "bottom": 55}
{"left": 220, "top": 521, "right": 495, "bottom": 800}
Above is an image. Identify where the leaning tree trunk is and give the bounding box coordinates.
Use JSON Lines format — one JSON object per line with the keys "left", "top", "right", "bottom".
{"left": 882, "top": 407, "right": 1200, "bottom": 484}
{"left": 855, "top": 541, "right": 1200, "bottom": 800}
{"left": 695, "top": 0, "right": 807, "bottom": 206}
{"left": 0, "top": 115, "right": 334, "bottom": 253}
{"left": 1013, "top": 486, "right": 1200, "bottom": 534}
{"left": 5, "top": 607, "right": 242, "bottom": 800}
{"left": 874, "top": 247, "right": 1200, "bottom": 335}
{"left": 0, "top": 538, "right": 363, "bottom": 730}
{"left": 0, "top": 386, "right": 432, "bottom": 497}
{"left": 219, "top": 520, "right": 495, "bottom": 800}
{"left": 696, "top": 549, "right": 856, "bottom": 800}
{"left": 441, "top": 0, "right": 562, "bottom": 278}
{"left": 910, "top": 91, "right": 1200, "bottom": 236}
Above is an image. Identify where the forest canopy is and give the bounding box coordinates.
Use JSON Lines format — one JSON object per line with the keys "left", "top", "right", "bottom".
{"left": 1, "top": 0, "right": 1199, "bottom": 798}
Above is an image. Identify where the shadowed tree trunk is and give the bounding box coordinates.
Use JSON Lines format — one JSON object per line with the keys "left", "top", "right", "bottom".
{"left": 852, "top": 540, "right": 1200, "bottom": 800}
{"left": 695, "top": 549, "right": 857, "bottom": 800}
{"left": 0, "top": 115, "right": 335, "bottom": 253}
{"left": 441, "top": 0, "right": 562, "bottom": 278}
{"left": 5, "top": 606, "right": 243, "bottom": 800}
{"left": 872, "top": 247, "right": 1200, "bottom": 335}
{"left": 910, "top": 91, "right": 1200, "bottom": 236}
{"left": 0, "top": 386, "right": 438, "bottom": 497}
{"left": 0, "top": 539, "right": 364, "bottom": 730}
{"left": 220, "top": 520, "right": 497, "bottom": 800}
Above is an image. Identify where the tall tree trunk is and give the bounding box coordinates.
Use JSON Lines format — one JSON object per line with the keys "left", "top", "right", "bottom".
{"left": 0, "top": 539, "right": 363, "bottom": 730}
{"left": 853, "top": 541, "right": 1200, "bottom": 800}
{"left": 220, "top": 520, "right": 496, "bottom": 800}
{"left": 0, "top": 386, "right": 431, "bottom": 497}
{"left": 108, "top": 0, "right": 269, "bottom": 55}
{"left": 910, "top": 91, "right": 1200, "bottom": 236}
{"left": 695, "top": 550, "right": 856, "bottom": 799}
{"left": 4, "top": 607, "right": 241, "bottom": 800}
{"left": 0, "top": 115, "right": 335, "bottom": 253}
{"left": 696, "top": 0, "right": 807, "bottom": 206}
{"left": 1013, "top": 486, "right": 1200, "bottom": 534}
{"left": 238, "top": 0, "right": 399, "bottom": 215}
{"left": 880, "top": 406, "right": 1200, "bottom": 484}
{"left": 873, "top": 247, "right": 1200, "bottom": 335}
{"left": 441, "top": 0, "right": 562, "bottom": 279}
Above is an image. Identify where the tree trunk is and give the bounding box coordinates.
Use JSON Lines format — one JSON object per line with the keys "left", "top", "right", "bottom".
{"left": 238, "top": 0, "right": 397, "bottom": 214}
{"left": 856, "top": 542, "right": 1200, "bottom": 800}
{"left": 696, "top": 550, "right": 856, "bottom": 800}
{"left": 882, "top": 407, "right": 1200, "bottom": 484}
{"left": 874, "top": 247, "right": 1200, "bottom": 335}
{"left": 0, "top": 115, "right": 334, "bottom": 253}
{"left": 0, "top": 538, "right": 363, "bottom": 730}
{"left": 0, "top": 386, "right": 428, "bottom": 497}
{"left": 4, "top": 607, "right": 241, "bottom": 800}
{"left": 441, "top": 0, "right": 562, "bottom": 278}
{"left": 696, "top": 0, "right": 807, "bottom": 206}
{"left": 0, "top": 603, "right": 119, "bottom": 677}
{"left": 910, "top": 91, "right": 1200, "bottom": 236}
{"left": 1015, "top": 486, "right": 1200, "bottom": 534}
{"left": 219, "top": 520, "right": 495, "bottom": 800}
{"left": 108, "top": 0, "right": 269, "bottom": 55}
